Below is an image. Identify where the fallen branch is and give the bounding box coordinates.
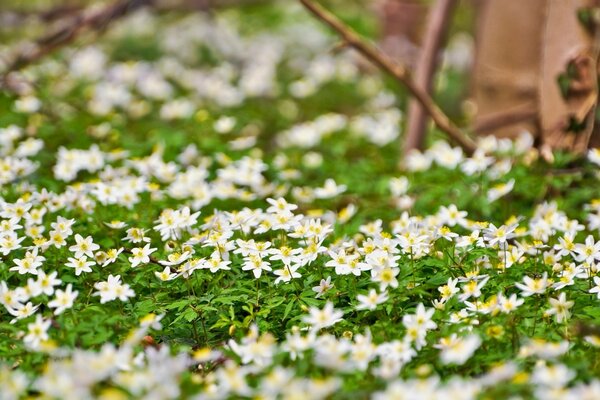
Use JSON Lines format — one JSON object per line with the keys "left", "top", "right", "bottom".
{"left": 0, "top": 5, "right": 83, "bottom": 25}
{"left": 299, "top": 0, "right": 477, "bottom": 154}
{"left": 1, "top": 0, "right": 155, "bottom": 76}
{"left": 404, "top": 0, "right": 457, "bottom": 153}
{"left": 157, "top": 0, "right": 271, "bottom": 10}
{"left": 0, "top": 0, "right": 269, "bottom": 28}
{"left": 472, "top": 102, "right": 538, "bottom": 135}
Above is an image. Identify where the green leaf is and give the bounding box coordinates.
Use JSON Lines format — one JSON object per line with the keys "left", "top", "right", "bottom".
{"left": 182, "top": 308, "right": 198, "bottom": 322}
{"left": 283, "top": 299, "right": 296, "bottom": 320}
{"left": 165, "top": 299, "right": 192, "bottom": 311}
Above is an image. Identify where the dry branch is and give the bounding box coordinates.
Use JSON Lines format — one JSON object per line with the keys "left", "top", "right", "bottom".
{"left": 299, "top": 0, "right": 477, "bottom": 154}
{"left": 404, "top": 0, "right": 457, "bottom": 153}
{"left": 472, "top": 102, "right": 538, "bottom": 135}
{"left": 0, "top": 4, "right": 83, "bottom": 25}
{"left": 2, "top": 0, "right": 155, "bottom": 76}
{"left": 0, "top": 0, "right": 269, "bottom": 27}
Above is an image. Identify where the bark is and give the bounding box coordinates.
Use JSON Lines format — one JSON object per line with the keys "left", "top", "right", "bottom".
{"left": 377, "top": 0, "right": 428, "bottom": 69}
{"left": 539, "top": 0, "right": 600, "bottom": 152}
{"left": 472, "top": 0, "right": 544, "bottom": 140}
{"left": 473, "top": 0, "right": 600, "bottom": 152}
{"left": 472, "top": 102, "right": 538, "bottom": 135}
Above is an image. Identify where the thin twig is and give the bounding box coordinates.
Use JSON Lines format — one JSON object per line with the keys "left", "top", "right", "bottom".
{"left": 299, "top": 0, "right": 476, "bottom": 154}
{"left": 404, "top": 0, "right": 457, "bottom": 153}
{"left": 1, "top": 0, "right": 155, "bottom": 76}
{"left": 0, "top": 5, "right": 83, "bottom": 25}
{"left": 0, "top": 0, "right": 269, "bottom": 28}
{"left": 472, "top": 102, "right": 538, "bottom": 134}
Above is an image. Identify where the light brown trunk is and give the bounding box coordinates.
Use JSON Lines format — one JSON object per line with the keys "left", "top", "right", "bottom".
{"left": 378, "top": 0, "right": 428, "bottom": 69}
{"left": 472, "top": 0, "right": 544, "bottom": 140}
{"left": 473, "top": 0, "right": 600, "bottom": 152}
{"left": 539, "top": 0, "right": 600, "bottom": 152}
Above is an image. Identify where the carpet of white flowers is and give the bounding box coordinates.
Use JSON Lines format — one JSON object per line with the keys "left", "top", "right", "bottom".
{"left": 3, "top": 3, "right": 600, "bottom": 400}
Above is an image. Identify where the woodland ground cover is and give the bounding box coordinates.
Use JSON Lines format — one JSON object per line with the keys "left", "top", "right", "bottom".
{"left": 1, "top": 2, "right": 600, "bottom": 399}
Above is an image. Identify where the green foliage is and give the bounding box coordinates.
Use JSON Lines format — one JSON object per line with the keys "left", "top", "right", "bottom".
{"left": 1, "top": 2, "right": 600, "bottom": 399}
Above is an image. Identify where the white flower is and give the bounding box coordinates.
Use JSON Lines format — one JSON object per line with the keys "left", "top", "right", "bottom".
{"left": 36, "top": 271, "right": 62, "bottom": 296}
{"left": 438, "top": 278, "right": 460, "bottom": 302}
{"left": 589, "top": 276, "right": 600, "bottom": 299}
{"left": 515, "top": 273, "right": 548, "bottom": 296}
{"left": 48, "top": 284, "right": 78, "bottom": 315}
{"left": 266, "top": 197, "right": 298, "bottom": 214}
{"left": 314, "top": 179, "right": 346, "bottom": 199}
{"left": 0, "top": 232, "right": 25, "bottom": 255}
{"left": 23, "top": 314, "right": 51, "bottom": 349}
{"left": 545, "top": 292, "right": 574, "bottom": 323}
{"left": 273, "top": 264, "right": 302, "bottom": 284}
{"left": 404, "top": 149, "right": 432, "bottom": 171}
{"left": 6, "top": 301, "right": 39, "bottom": 323}
{"left": 531, "top": 362, "right": 575, "bottom": 388}
{"left": 438, "top": 204, "right": 467, "bottom": 227}
{"left": 389, "top": 177, "right": 409, "bottom": 197}
{"left": 104, "top": 220, "right": 128, "bottom": 229}
{"left": 65, "top": 256, "right": 95, "bottom": 276}
{"left": 436, "top": 334, "right": 481, "bottom": 365}
{"left": 326, "top": 249, "right": 359, "bottom": 276}
{"left": 461, "top": 149, "right": 494, "bottom": 176}
{"left": 155, "top": 266, "right": 177, "bottom": 281}
{"left": 214, "top": 116, "right": 237, "bottom": 133}
{"left": 129, "top": 243, "right": 157, "bottom": 268}
{"left": 93, "top": 274, "right": 134, "bottom": 303}
{"left": 242, "top": 255, "right": 272, "bottom": 279}
{"left": 487, "top": 179, "right": 515, "bottom": 202}
{"left": 312, "top": 276, "right": 334, "bottom": 298}
{"left": 518, "top": 339, "right": 570, "bottom": 359}
{"left": 69, "top": 234, "right": 100, "bottom": 258}
{"left": 498, "top": 293, "right": 524, "bottom": 314}
{"left": 429, "top": 141, "right": 463, "bottom": 169}
{"left": 10, "top": 248, "right": 44, "bottom": 275}
{"left": 403, "top": 303, "right": 437, "bottom": 332}
{"left": 203, "top": 255, "right": 232, "bottom": 274}
{"left": 303, "top": 301, "right": 343, "bottom": 331}
{"left": 458, "top": 276, "right": 489, "bottom": 302}
{"left": 356, "top": 289, "right": 388, "bottom": 311}
{"left": 484, "top": 223, "right": 517, "bottom": 246}
{"left": 371, "top": 266, "right": 400, "bottom": 291}
{"left": 574, "top": 235, "right": 600, "bottom": 264}
{"left": 124, "top": 227, "right": 150, "bottom": 243}
{"left": 159, "top": 251, "right": 191, "bottom": 266}
{"left": 588, "top": 148, "right": 600, "bottom": 167}
{"left": 15, "top": 96, "right": 41, "bottom": 113}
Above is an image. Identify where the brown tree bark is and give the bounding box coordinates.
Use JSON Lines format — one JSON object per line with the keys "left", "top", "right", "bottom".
{"left": 472, "top": 0, "right": 545, "bottom": 140}
{"left": 378, "top": 0, "right": 428, "bottom": 69}
{"left": 539, "top": 0, "right": 600, "bottom": 152}
{"left": 473, "top": 0, "right": 600, "bottom": 152}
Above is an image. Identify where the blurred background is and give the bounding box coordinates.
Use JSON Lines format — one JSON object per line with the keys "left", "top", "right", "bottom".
{"left": 1, "top": 0, "right": 598, "bottom": 159}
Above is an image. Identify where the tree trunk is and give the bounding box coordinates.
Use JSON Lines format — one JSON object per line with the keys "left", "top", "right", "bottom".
{"left": 404, "top": 0, "right": 457, "bottom": 153}
{"left": 473, "top": 0, "right": 600, "bottom": 152}
{"left": 539, "top": 0, "right": 600, "bottom": 152}
{"left": 472, "top": 0, "right": 544, "bottom": 140}
{"left": 378, "top": 0, "right": 428, "bottom": 69}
